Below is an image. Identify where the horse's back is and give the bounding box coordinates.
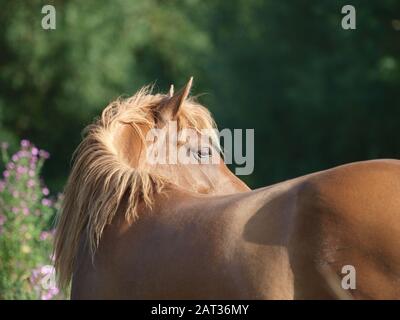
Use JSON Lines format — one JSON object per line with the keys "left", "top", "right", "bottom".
{"left": 292, "top": 159, "right": 400, "bottom": 299}
{"left": 71, "top": 159, "right": 400, "bottom": 299}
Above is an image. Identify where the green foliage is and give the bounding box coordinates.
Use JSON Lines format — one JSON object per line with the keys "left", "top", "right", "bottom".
{"left": 0, "top": 140, "right": 61, "bottom": 299}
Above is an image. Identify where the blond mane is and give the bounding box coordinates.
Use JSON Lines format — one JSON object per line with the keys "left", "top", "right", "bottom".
{"left": 54, "top": 85, "right": 217, "bottom": 289}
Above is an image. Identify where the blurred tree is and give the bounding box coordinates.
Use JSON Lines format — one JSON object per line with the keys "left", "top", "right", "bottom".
{"left": 195, "top": 0, "right": 400, "bottom": 187}
{"left": 0, "top": 0, "right": 212, "bottom": 190}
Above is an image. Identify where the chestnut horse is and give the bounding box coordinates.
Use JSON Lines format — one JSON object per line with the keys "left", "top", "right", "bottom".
{"left": 54, "top": 78, "right": 400, "bottom": 299}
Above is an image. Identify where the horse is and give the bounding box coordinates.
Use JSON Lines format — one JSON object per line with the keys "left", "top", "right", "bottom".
{"left": 54, "top": 78, "right": 400, "bottom": 299}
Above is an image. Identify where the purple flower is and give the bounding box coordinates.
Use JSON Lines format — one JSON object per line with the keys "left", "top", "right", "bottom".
{"left": 21, "top": 139, "right": 30, "bottom": 148}
{"left": 40, "top": 265, "right": 54, "bottom": 274}
{"left": 6, "top": 162, "right": 15, "bottom": 170}
{"left": 39, "top": 150, "right": 50, "bottom": 159}
{"left": 41, "top": 292, "right": 52, "bottom": 300}
{"left": 12, "top": 207, "right": 19, "bottom": 214}
{"left": 22, "top": 207, "right": 30, "bottom": 216}
{"left": 27, "top": 179, "right": 35, "bottom": 188}
{"left": 30, "top": 265, "right": 59, "bottom": 300}
{"left": 12, "top": 154, "right": 19, "bottom": 162}
{"left": 31, "top": 147, "right": 39, "bottom": 156}
{"left": 40, "top": 231, "right": 51, "bottom": 241}
{"left": 16, "top": 166, "right": 27, "bottom": 175}
{"left": 41, "top": 198, "right": 52, "bottom": 207}
{"left": 3, "top": 170, "right": 10, "bottom": 178}
{"left": 30, "top": 269, "right": 40, "bottom": 282}
{"left": 42, "top": 187, "right": 49, "bottom": 196}
{"left": 41, "top": 287, "right": 59, "bottom": 300}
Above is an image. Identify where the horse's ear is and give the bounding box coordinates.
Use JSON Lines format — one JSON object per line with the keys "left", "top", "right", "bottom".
{"left": 160, "top": 77, "right": 193, "bottom": 121}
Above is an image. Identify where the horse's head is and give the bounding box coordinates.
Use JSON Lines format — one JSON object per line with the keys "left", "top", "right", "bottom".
{"left": 112, "top": 77, "right": 249, "bottom": 195}
{"left": 54, "top": 78, "right": 249, "bottom": 289}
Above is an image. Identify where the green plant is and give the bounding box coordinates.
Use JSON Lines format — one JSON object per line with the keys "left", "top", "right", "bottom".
{"left": 0, "top": 140, "right": 61, "bottom": 299}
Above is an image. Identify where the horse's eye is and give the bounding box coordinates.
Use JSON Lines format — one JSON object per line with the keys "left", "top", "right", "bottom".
{"left": 197, "top": 147, "right": 212, "bottom": 158}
